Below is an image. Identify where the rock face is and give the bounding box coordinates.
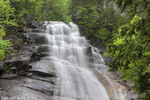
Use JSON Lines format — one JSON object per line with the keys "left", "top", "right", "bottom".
{"left": 0, "top": 23, "right": 137, "bottom": 100}
{"left": 0, "top": 29, "right": 58, "bottom": 100}
{"left": 0, "top": 28, "right": 81, "bottom": 100}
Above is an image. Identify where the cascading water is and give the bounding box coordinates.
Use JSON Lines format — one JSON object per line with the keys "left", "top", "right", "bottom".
{"left": 44, "top": 21, "right": 127, "bottom": 100}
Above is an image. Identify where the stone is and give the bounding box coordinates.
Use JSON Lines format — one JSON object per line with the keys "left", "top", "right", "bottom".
{"left": 0, "top": 74, "right": 18, "bottom": 79}
{"left": 28, "top": 60, "right": 56, "bottom": 77}
{"left": 31, "top": 52, "right": 41, "bottom": 61}
{"left": 28, "top": 23, "right": 37, "bottom": 29}
{"left": 23, "top": 33, "right": 48, "bottom": 44}
{"left": 86, "top": 45, "right": 92, "bottom": 55}
{"left": 40, "top": 52, "right": 50, "bottom": 57}
{"left": 0, "top": 79, "right": 55, "bottom": 100}
{"left": 36, "top": 45, "right": 50, "bottom": 53}
{"left": 32, "top": 29, "right": 45, "bottom": 33}
{"left": 4, "top": 49, "right": 32, "bottom": 63}
{"left": 25, "top": 73, "right": 33, "bottom": 77}
{"left": 35, "top": 35, "right": 48, "bottom": 44}
{"left": 93, "top": 69, "right": 128, "bottom": 100}
{"left": 20, "top": 77, "right": 55, "bottom": 95}
{"left": 31, "top": 75, "right": 56, "bottom": 84}
{"left": 0, "top": 88, "right": 3, "bottom": 91}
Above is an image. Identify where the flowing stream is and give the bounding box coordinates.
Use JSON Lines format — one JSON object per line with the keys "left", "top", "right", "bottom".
{"left": 44, "top": 22, "right": 126, "bottom": 100}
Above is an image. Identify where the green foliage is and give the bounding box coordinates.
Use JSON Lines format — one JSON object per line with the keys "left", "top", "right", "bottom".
{"left": 106, "top": 15, "right": 150, "bottom": 99}
{"left": 0, "top": 0, "right": 17, "bottom": 26}
{"left": 106, "top": 1, "right": 150, "bottom": 98}
{"left": 42, "top": 0, "right": 71, "bottom": 22}
{"left": 73, "top": 2, "right": 125, "bottom": 45}
{"left": 116, "top": 0, "right": 150, "bottom": 18}
{"left": 0, "top": 25, "right": 6, "bottom": 38}
{"left": 0, "top": 0, "right": 15, "bottom": 61}
{"left": 0, "top": 0, "right": 72, "bottom": 61}
{"left": 11, "top": 0, "right": 41, "bottom": 21}
{"left": 0, "top": 40, "right": 12, "bottom": 61}
{"left": 11, "top": 0, "right": 71, "bottom": 23}
{"left": 75, "top": 4, "right": 99, "bottom": 37}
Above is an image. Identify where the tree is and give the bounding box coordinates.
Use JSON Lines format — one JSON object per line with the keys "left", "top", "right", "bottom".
{"left": 115, "top": 0, "right": 150, "bottom": 18}
{"left": 42, "top": 0, "right": 71, "bottom": 22}
{"left": 11, "top": 0, "right": 71, "bottom": 22}
{"left": 72, "top": 0, "right": 125, "bottom": 45}
{"left": 106, "top": 15, "right": 150, "bottom": 99}
{"left": 105, "top": 0, "right": 150, "bottom": 99}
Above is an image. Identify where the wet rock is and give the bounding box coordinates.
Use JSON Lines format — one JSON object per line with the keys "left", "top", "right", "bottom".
{"left": 32, "top": 21, "right": 44, "bottom": 29}
{"left": 0, "top": 45, "right": 34, "bottom": 76}
{"left": 32, "top": 29, "right": 45, "bottom": 33}
{"left": 36, "top": 45, "right": 50, "bottom": 53}
{"left": 0, "top": 88, "right": 3, "bottom": 91}
{"left": 4, "top": 55, "right": 31, "bottom": 63}
{"left": 28, "top": 23, "right": 37, "bottom": 29}
{"left": 0, "top": 60, "right": 31, "bottom": 77}
{"left": 9, "top": 67, "right": 16, "bottom": 73}
{"left": 23, "top": 45, "right": 39, "bottom": 53}
{"left": 0, "top": 90, "right": 9, "bottom": 97}
{"left": 31, "top": 52, "right": 41, "bottom": 61}
{"left": 30, "top": 70, "right": 56, "bottom": 77}
{"left": 23, "top": 33, "right": 48, "bottom": 44}
{"left": 25, "top": 72, "right": 33, "bottom": 77}
{"left": 35, "top": 36, "right": 48, "bottom": 44}
{"left": 4, "top": 48, "right": 32, "bottom": 62}
{"left": 43, "top": 24, "right": 48, "bottom": 30}
{"left": 53, "top": 96, "right": 77, "bottom": 100}
{"left": 0, "top": 28, "right": 61, "bottom": 99}
{"left": 40, "top": 52, "right": 50, "bottom": 57}
{"left": 0, "top": 66, "right": 5, "bottom": 75}
{"left": 24, "top": 28, "right": 33, "bottom": 32}
{"left": 31, "top": 75, "right": 57, "bottom": 84}
{"left": 28, "top": 60, "right": 56, "bottom": 77}
{"left": 87, "top": 63, "right": 96, "bottom": 68}
{"left": 20, "top": 78, "right": 55, "bottom": 95}
{"left": 93, "top": 69, "right": 128, "bottom": 100}
{"left": 0, "top": 79, "right": 55, "bottom": 100}
{"left": 0, "top": 73, "right": 18, "bottom": 79}
{"left": 40, "top": 56, "right": 52, "bottom": 60}
{"left": 88, "top": 57, "right": 94, "bottom": 63}
{"left": 86, "top": 45, "right": 92, "bottom": 55}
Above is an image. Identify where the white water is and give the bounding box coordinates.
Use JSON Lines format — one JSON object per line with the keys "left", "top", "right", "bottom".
{"left": 45, "top": 22, "right": 126, "bottom": 100}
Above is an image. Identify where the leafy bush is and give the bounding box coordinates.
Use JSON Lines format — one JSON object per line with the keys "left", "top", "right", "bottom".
{"left": 0, "top": 40, "right": 12, "bottom": 61}
{"left": 0, "top": 0, "right": 15, "bottom": 61}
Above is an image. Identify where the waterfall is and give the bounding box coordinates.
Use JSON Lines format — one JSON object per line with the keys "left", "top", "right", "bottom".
{"left": 44, "top": 21, "right": 126, "bottom": 100}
